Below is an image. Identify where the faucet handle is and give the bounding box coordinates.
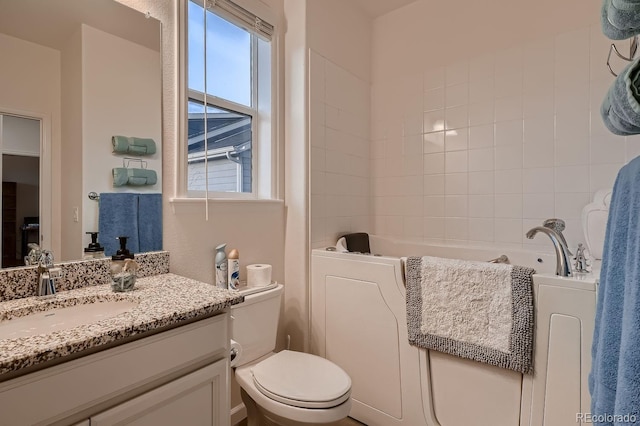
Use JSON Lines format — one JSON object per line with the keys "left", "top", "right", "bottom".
{"left": 38, "top": 250, "right": 54, "bottom": 269}
{"left": 573, "top": 243, "right": 591, "bottom": 273}
{"left": 25, "top": 244, "right": 42, "bottom": 266}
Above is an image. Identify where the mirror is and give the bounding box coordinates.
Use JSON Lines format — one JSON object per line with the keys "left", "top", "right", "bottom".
{"left": 0, "top": 0, "right": 162, "bottom": 264}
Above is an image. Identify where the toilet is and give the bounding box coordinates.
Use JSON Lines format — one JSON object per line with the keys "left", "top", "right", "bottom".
{"left": 231, "top": 283, "right": 352, "bottom": 425}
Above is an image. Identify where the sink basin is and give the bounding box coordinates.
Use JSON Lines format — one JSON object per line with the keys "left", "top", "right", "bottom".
{"left": 0, "top": 300, "right": 139, "bottom": 341}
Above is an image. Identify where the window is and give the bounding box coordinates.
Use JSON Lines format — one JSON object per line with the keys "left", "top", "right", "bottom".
{"left": 185, "top": 0, "right": 274, "bottom": 197}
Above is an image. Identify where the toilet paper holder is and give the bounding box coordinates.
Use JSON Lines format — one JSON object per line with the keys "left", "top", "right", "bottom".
{"left": 230, "top": 338, "right": 243, "bottom": 367}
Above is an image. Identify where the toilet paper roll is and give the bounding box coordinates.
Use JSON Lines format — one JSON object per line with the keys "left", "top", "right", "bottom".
{"left": 230, "top": 339, "right": 243, "bottom": 367}
{"left": 246, "top": 264, "right": 272, "bottom": 287}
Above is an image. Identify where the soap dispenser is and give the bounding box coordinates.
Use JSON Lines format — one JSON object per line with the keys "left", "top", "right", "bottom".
{"left": 110, "top": 236, "right": 137, "bottom": 292}
{"left": 83, "top": 232, "right": 105, "bottom": 259}
{"left": 111, "top": 236, "right": 134, "bottom": 272}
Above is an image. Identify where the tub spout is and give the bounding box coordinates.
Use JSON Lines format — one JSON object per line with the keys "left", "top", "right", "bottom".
{"left": 526, "top": 226, "right": 572, "bottom": 277}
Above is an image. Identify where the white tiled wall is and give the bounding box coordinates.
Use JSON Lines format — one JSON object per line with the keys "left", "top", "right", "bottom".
{"left": 310, "top": 50, "right": 371, "bottom": 248}
{"left": 371, "top": 24, "right": 640, "bottom": 252}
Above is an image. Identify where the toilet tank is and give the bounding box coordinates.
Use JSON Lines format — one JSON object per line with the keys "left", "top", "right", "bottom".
{"left": 231, "top": 284, "right": 283, "bottom": 366}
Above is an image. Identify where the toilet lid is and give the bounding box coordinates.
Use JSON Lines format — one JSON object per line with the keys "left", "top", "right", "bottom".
{"left": 251, "top": 350, "right": 351, "bottom": 409}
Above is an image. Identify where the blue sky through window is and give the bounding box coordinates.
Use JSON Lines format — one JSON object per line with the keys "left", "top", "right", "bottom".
{"left": 188, "top": 1, "right": 251, "bottom": 108}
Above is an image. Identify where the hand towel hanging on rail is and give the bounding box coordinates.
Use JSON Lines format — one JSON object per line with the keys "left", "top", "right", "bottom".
{"left": 138, "top": 193, "right": 162, "bottom": 253}
{"left": 98, "top": 193, "right": 162, "bottom": 256}
{"left": 98, "top": 193, "right": 140, "bottom": 256}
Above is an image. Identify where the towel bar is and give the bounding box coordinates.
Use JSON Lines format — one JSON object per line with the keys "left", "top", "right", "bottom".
{"left": 607, "top": 36, "right": 639, "bottom": 77}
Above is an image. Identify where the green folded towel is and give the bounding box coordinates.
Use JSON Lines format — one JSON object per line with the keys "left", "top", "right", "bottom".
{"left": 112, "top": 168, "right": 158, "bottom": 186}
{"left": 112, "top": 136, "right": 157, "bottom": 155}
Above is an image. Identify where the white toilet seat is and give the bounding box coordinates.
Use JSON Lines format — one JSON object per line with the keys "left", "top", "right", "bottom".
{"left": 235, "top": 352, "right": 352, "bottom": 424}
{"left": 251, "top": 350, "right": 351, "bottom": 409}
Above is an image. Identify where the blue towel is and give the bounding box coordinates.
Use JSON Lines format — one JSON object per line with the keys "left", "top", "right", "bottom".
{"left": 602, "top": 0, "right": 640, "bottom": 40}
{"left": 98, "top": 193, "right": 140, "bottom": 256}
{"left": 138, "top": 193, "right": 162, "bottom": 253}
{"left": 601, "top": 59, "right": 640, "bottom": 135}
{"left": 589, "top": 156, "right": 640, "bottom": 425}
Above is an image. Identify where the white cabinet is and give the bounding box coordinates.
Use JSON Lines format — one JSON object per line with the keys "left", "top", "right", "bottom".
{"left": 0, "top": 313, "right": 230, "bottom": 426}
{"left": 91, "top": 360, "right": 228, "bottom": 426}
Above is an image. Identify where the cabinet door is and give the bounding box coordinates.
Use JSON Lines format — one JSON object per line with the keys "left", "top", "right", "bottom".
{"left": 91, "top": 359, "right": 229, "bottom": 426}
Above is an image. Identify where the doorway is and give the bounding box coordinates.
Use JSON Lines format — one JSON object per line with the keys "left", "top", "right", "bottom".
{"left": 0, "top": 114, "right": 40, "bottom": 267}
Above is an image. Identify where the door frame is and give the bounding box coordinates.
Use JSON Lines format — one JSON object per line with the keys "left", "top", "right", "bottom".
{"left": 0, "top": 106, "right": 52, "bottom": 259}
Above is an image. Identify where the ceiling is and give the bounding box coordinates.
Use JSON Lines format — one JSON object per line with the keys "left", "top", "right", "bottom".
{"left": 0, "top": 0, "right": 160, "bottom": 52}
{"left": 349, "top": 0, "right": 419, "bottom": 18}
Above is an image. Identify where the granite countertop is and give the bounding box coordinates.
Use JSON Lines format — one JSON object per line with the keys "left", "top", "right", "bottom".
{"left": 0, "top": 273, "right": 243, "bottom": 378}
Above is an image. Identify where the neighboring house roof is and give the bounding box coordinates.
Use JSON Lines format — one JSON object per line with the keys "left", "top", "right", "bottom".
{"left": 187, "top": 113, "right": 251, "bottom": 154}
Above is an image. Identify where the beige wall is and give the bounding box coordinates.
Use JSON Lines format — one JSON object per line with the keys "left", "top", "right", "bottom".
{"left": 282, "top": 0, "right": 308, "bottom": 355}
{"left": 81, "top": 24, "right": 162, "bottom": 246}
{"left": 306, "top": 0, "right": 371, "bottom": 83}
{"left": 60, "top": 26, "right": 83, "bottom": 260}
{"left": 372, "top": 0, "right": 601, "bottom": 83}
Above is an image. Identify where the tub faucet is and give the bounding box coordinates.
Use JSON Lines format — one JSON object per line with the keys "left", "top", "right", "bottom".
{"left": 526, "top": 226, "right": 572, "bottom": 277}
{"left": 543, "top": 218, "right": 573, "bottom": 256}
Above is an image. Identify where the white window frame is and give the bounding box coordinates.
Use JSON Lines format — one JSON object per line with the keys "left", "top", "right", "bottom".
{"left": 178, "top": 0, "right": 278, "bottom": 201}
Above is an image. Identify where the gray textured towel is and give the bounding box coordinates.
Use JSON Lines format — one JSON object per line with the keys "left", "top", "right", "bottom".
{"left": 406, "top": 256, "right": 536, "bottom": 374}
{"left": 112, "top": 136, "right": 157, "bottom": 155}
{"left": 112, "top": 167, "right": 158, "bottom": 186}
{"left": 602, "top": 0, "right": 640, "bottom": 40}
{"left": 601, "top": 59, "right": 640, "bottom": 135}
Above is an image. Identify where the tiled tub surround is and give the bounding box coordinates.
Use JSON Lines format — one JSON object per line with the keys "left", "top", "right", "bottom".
{"left": 310, "top": 50, "right": 372, "bottom": 249}
{"left": 0, "top": 273, "right": 242, "bottom": 377}
{"left": 0, "top": 251, "right": 170, "bottom": 302}
{"left": 370, "top": 20, "right": 640, "bottom": 251}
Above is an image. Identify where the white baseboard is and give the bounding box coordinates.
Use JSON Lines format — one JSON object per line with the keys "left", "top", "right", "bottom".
{"left": 231, "top": 403, "right": 247, "bottom": 425}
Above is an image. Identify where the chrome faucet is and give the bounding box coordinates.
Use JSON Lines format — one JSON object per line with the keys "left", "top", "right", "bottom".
{"left": 526, "top": 226, "right": 572, "bottom": 277}
{"left": 543, "top": 218, "right": 573, "bottom": 256}
{"left": 36, "top": 249, "right": 58, "bottom": 297}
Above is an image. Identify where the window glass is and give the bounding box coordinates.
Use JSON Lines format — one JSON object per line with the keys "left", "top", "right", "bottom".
{"left": 186, "top": 0, "right": 272, "bottom": 196}
{"left": 188, "top": 1, "right": 251, "bottom": 107}
{"left": 187, "top": 101, "right": 252, "bottom": 193}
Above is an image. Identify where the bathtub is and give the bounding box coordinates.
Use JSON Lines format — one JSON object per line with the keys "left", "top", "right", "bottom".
{"left": 310, "top": 236, "right": 597, "bottom": 426}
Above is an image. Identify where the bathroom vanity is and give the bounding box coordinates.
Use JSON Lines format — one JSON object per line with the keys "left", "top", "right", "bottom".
{"left": 0, "top": 274, "right": 242, "bottom": 426}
